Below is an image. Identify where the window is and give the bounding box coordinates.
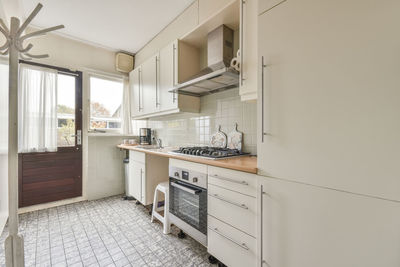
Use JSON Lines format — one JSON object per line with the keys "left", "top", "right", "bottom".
{"left": 89, "top": 75, "right": 124, "bottom": 131}
{"left": 57, "top": 74, "right": 76, "bottom": 147}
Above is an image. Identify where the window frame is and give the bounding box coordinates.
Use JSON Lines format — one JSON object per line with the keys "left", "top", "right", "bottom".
{"left": 88, "top": 73, "right": 125, "bottom": 133}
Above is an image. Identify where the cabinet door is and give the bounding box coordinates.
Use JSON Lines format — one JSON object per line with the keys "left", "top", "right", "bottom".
{"left": 258, "top": 176, "right": 400, "bottom": 267}
{"left": 159, "top": 40, "right": 178, "bottom": 111}
{"left": 258, "top": 0, "right": 286, "bottom": 15}
{"left": 239, "top": 0, "right": 258, "bottom": 101}
{"left": 130, "top": 67, "right": 143, "bottom": 117}
{"left": 257, "top": 0, "right": 400, "bottom": 201}
{"left": 141, "top": 53, "right": 159, "bottom": 115}
{"left": 130, "top": 160, "right": 145, "bottom": 202}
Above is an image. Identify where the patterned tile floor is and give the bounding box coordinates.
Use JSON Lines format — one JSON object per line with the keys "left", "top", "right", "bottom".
{"left": 0, "top": 196, "right": 213, "bottom": 267}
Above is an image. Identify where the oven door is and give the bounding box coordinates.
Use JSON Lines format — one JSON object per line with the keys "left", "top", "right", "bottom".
{"left": 169, "top": 178, "right": 207, "bottom": 235}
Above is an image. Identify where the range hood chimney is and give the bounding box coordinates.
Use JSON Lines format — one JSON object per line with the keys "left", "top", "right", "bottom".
{"left": 170, "top": 25, "right": 239, "bottom": 97}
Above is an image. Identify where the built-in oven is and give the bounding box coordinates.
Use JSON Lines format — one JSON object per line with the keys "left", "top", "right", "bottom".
{"left": 169, "top": 165, "right": 207, "bottom": 246}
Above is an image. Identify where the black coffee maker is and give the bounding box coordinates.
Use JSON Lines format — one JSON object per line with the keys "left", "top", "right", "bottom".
{"left": 139, "top": 128, "right": 152, "bottom": 145}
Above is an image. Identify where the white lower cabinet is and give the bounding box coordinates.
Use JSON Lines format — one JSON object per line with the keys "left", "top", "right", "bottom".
{"left": 208, "top": 184, "right": 257, "bottom": 237}
{"left": 208, "top": 215, "right": 257, "bottom": 267}
{"left": 207, "top": 167, "right": 258, "bottom": 266}
{"left": 128, "top": 151, "right": 169, "bottom": 205}
{"left": 258, "top": 176, "right": 400, "bottom": 267}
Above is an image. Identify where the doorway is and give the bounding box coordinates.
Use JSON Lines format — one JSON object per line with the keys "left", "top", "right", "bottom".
{"left": 18, "top": 61, "right": 83, "bottom": 208}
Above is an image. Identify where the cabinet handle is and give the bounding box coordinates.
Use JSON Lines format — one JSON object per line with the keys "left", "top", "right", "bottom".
{"left": 138, "top": 69, "right": 143, "bottom": 111}
{"left": 260, "top": 185, "right": 272, "bottom": 267}
{"left": 208, "top": 227, "right": 250, "bottom": 251}
{"left": 172, "top": 44, "right": 177, "bottom": 103}
{"left": 210, "top": 174, "right": 248, "bottom": 185}
{"left": 210, "top": 194, "right": 248, "bottom": 210}
{"left": 140, "top": 168, "right": 143, "bottom": 200}
{"left": 155, "top": 56, "right": 160, "bottom": 108}
{"left": 261, "top": 56, "right": 269, "bottom": 142}
{"left": 240, "top": 0, "right": 246, "bottom": 86}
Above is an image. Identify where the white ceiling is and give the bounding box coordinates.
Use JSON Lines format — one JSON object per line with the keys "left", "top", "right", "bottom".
{"left": 19, "top": 0, "right": 196, "bottom": 53}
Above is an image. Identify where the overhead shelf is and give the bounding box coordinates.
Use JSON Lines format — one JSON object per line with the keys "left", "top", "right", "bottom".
{"left": 180, "top": 0, "right": 240, "bottom": 48}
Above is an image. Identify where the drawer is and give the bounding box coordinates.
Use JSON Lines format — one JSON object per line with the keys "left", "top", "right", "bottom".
{"left": 208, "top": 215, "right": 257, "bottom": 267}
{"left": 130, "top": 150, "right": 145, "bottom": 163}
{"left": 208, "top": 166, "right": 257, "bottom": 197}
{"left": 208, "top": 184, "right": 257, "bottom": 237}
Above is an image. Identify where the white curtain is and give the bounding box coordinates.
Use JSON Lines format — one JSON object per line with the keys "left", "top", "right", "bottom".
{"left": 18, "top": 64, "right": 58, "bottom": 153}
{"left": 121, "top": 78, "right": 132, "bottom": 135}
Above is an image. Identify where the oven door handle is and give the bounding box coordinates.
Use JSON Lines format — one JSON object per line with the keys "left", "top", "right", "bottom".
{"left": 171, "top": 182, "right": 201, "bottom": 195}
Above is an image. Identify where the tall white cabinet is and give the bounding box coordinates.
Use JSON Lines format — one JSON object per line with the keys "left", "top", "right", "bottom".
{"left": 257, "top": 0, "right": 400, "bottom": 201}
{"left": 258, "top": 177, "right": 400, "bottom": 267}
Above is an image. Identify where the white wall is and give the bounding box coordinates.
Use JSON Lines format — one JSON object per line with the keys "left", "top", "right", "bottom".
{"left": 0, "top": 61, "right": 8, "bottom": 232}
{"left": 20, "top": 28, "right": 129, "bottom": 204}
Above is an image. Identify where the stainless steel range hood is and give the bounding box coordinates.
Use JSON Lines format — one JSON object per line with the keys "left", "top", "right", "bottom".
{"left": 170, "top": 25, "right": 239, "bottom": 97}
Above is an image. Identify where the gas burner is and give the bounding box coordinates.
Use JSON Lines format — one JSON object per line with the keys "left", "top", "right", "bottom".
{"left": 170, "top": 146, "right": 249, "bottom": 159}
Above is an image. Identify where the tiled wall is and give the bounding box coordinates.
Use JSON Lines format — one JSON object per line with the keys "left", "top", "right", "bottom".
{"left": 133, "top": 88, "right": 257, "bottom": 155}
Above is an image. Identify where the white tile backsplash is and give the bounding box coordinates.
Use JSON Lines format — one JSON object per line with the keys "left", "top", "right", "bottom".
{"left": 132, "top": 88, "right": 257, "bottom": 155}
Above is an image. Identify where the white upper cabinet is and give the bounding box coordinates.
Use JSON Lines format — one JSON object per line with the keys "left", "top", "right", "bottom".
{"left": 159, "top": 40, "right": 178, "bottom": 111}
{"left": 141, "top": 53, "right": 159, "bottom": 115}
{"left": 129, "top": 67, "right": 143, "bottom": 118}
{"left": 257, "top": 0, "right": 400, "bottom": 201}
{"left": 258, "top": 0, "right": 286, "bottom": 15}
{"left": 239, "top": 0, "right": 258, "bottom": 101}
{"left": 130, "top": 40, "right": 200, "bottom": 119}
{"left": 258, "top": 176, "right": 400, "bottom": 267}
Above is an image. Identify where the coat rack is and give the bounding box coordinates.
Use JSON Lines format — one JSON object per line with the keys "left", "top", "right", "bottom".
{"left": 0, "top": 3, "right": 64, "bottom": 267}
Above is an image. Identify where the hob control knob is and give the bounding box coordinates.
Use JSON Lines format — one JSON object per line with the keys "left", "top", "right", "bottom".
{"left": 174, "top": 172, "right": 180, "bottom": 177}
{"left": 193, "top": 177, "right": 198, "bottom": 183}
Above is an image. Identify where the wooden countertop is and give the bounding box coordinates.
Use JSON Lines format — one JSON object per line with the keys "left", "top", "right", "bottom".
{"left": 117, "top": 144, "right": 257, "bottom": 174}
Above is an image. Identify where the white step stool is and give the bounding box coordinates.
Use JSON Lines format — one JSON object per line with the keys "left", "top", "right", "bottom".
{"left": 151, "top": 182, "right": 171, "bottom": 234}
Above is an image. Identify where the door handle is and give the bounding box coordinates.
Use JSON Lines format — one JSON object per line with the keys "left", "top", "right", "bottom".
{"left": 76, "top": 130, "right": 81, "bottom": 145}
{"left": 171, "top": 182, "right": 200, "bottom": 195}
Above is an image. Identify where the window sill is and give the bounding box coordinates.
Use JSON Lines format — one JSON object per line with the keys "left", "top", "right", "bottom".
{"left": 87, "top": 132, "right": 136, "bottom": 137}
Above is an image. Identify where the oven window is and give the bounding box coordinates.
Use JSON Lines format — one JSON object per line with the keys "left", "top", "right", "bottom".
{"left": 169, "top": 178, "right": 207, "bottom": 234}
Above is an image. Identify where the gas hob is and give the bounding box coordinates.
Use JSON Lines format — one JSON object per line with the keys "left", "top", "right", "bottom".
{"left": 169, "top": 146, "right": 249, "bottom": 160}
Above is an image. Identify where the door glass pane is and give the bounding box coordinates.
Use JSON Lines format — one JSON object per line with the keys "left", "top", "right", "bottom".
{"left": 57, "top": 74, "right": 76, "bottom": 147}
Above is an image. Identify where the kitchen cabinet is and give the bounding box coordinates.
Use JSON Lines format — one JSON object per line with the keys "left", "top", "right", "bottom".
{"left": 207, "top": 166, "right": 257, "bottom": 267}
{"left": 159, "top": 40, "right": 178, "bottom": 112}
{"left": 129, "top": 67, "right": 143, "bottom": 118}
{"left": 141, "top": 53, "right": 159, "bottom": 115}
{"left": 130, "top": 41, "right": 200, "bottom": 119}
{"left": 128, "top": 151, "right": 169, "bottom": 205}
{"left": 258, "top": 176, "right": 400, "bottom": 267}
{"left": 257, "top": 0, "right": 400, "bottom": 201}
{"left": 239, "top": 0, "right": 258, "bottom": 101}
{"left": 258, "top": 0, "right": 286, "bottom": 15}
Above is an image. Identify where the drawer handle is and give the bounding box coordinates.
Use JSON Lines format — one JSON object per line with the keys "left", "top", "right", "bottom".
{"left": 210, "top": 194, "right": 249, "bottom": 210}
{"left": 210, "top": 174, "right": 249, "bottom": 186}
{"left": 208, "top": 227, "right": 250, "bottom": 251}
